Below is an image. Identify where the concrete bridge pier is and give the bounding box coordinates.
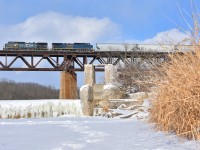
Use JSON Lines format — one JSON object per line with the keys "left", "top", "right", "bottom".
{"left": 84, "top": 64, "right": 96, "bottom": 86}
{"left": 80, "top": 65, "right": 96, "bottom": 116}
{"left": 80, "top": 64, "right": 123, "bottom": 116}
{"left": 59, "top": 71, "right": 77, "bottom": 99}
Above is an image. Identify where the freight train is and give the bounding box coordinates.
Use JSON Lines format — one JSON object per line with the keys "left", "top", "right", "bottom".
{"left": 3, "top": 41, "right": 93, "bottom": 51}
{"left": 3, "top": 41, "right": 190, "bottom": 52}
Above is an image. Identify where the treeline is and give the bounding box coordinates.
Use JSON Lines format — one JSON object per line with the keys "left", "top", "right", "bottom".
{"left": 0, "top": 79, "right": 59, "bottom": 100}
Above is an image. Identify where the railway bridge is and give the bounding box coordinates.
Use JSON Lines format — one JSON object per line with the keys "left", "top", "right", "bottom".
{"left": 0, "top": 44, "right": 183, "bottom": 99}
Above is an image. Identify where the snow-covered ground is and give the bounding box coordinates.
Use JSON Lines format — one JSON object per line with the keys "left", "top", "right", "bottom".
{"left": 0, "top": 99, "right": 200, "bottom": 150}
{"left": 0, "top": 117, "right": 200, "bottom": 150}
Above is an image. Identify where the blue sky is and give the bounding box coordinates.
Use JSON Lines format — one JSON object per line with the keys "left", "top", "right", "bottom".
{"left": 0, "top": 0, "right": 196, "bottom": 39}
{"left": 0, "top": 0, "right": 197, "bottom": 88}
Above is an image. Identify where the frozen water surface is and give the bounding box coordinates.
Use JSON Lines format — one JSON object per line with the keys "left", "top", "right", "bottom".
{"left": 0, "top": 117, "right": 199, "bottom": 150}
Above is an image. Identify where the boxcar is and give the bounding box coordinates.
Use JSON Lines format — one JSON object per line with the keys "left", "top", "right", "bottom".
{"left": 72, "top": 43, "right": 93, "bottom": 50}
{"left": 52, "top": 43, "right": 67, "bottom": 49}
{"left": 37, "top": 43, "right": 48, "bottom": 50}
{"left": 3, "top": 41, "right": 48, "bottom": 50}
{"left": 4, "top": 41, "right": 26, "bottom": 50}
{"left": 52, "top": 43, "right": 93, "bottom": 51}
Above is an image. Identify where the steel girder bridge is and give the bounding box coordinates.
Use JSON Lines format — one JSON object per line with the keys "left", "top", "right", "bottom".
{"left": 0, "top": 50, "right": 169, "bottom": 72}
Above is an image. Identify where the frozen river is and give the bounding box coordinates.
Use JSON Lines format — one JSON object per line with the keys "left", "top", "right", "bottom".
{"left": 0, "top": 117, "right": 199, "bottom": 150}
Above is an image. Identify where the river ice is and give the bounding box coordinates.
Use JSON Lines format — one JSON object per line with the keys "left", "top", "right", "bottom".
{"left": 0, "top": 100, "right": 199, "bottom": 150}
{"left": 0, "top": 117, "right": 200, "bottom": 150}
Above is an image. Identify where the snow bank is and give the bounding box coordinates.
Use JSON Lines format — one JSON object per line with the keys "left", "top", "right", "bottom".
{"left": 0, "top": 99, "right": 82, "bottom": 118}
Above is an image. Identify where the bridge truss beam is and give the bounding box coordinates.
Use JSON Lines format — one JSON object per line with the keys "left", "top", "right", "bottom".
{"left": 0, "top": 50, "right": 169, "bottom": 72}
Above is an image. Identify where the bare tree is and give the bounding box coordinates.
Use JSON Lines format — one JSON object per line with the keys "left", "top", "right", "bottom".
{"left": 114, "top": 43, "right": 163, "bottom": 94}
{"left": 0, "top": 79, "right": 59, "bottom": 100}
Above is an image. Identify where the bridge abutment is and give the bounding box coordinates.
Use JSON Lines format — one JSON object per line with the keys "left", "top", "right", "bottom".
{"left": 59, "top": 71, "right": 77, "bottom": 99}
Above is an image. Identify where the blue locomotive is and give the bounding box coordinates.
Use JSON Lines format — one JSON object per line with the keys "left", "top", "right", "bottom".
{"left": 3, "top": 41, "right": 48, "bottom": 50}
{"left": 3, "top": 41, "right": 93, "bottom": 51}
{"left": 51, "top": 43, "right": 93, "bottom": 51}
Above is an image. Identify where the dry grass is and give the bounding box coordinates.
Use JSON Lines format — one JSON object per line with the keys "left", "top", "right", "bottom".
{"left": 147, "top": 5, "right": 200, "bottom": 137}
{"left": 149, "top": 45, "right": 200, "bottom": 140}
{"left": 102, "top": 105, "right": 109, "bottom": 112}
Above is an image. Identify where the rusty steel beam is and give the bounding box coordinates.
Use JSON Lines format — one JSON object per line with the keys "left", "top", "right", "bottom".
{"left": 0, "top": 50, "right": 170, "bottom": 72}
{"left": 0, "top": 68, "right": 105, "bottom": 72}
{"left": 0, "top": 50, "right": 170, "bottom": 57}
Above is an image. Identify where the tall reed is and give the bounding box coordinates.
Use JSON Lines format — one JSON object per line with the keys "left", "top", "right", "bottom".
{"left": 149, "top": 45, "right": 200, "bottom": 140}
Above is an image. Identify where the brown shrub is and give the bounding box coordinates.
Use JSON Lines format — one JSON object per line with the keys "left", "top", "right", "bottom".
{"left": 102, "top": 105, "right": 109, "bottom": 112}
{"left": 27, "top": 112, "right": 32, "bottom": 118}
{"left": 149, "top": 46, "right": 200, "bottom": 140}
{"left": 14, "top": 114, "right": 21, "bottom": 119}
{"left": 42, "top": 111, "right": 45, "bottom": 117}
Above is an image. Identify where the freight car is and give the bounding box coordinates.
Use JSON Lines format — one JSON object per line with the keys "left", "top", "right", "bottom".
{"left": 95, "top": 43, "right": 193, "bottom": 52}
{"left": 52, "top": 43, "right": 93, "bottom": 51}
{"left": 3, "top": 41, "right": 48, "bottom": 50}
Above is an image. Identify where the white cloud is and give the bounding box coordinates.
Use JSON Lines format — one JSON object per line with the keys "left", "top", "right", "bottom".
{"left": 0, "top": 12, "right": 120, "bottom": 88}
{"left": 0, "top": 11, "right": 120, "bottom": 49}
{"left": 143, "top": 28, "right": 191, "bottom": 44}
{"left": 115, "top": 28, "right": 191, "bottom": 45}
